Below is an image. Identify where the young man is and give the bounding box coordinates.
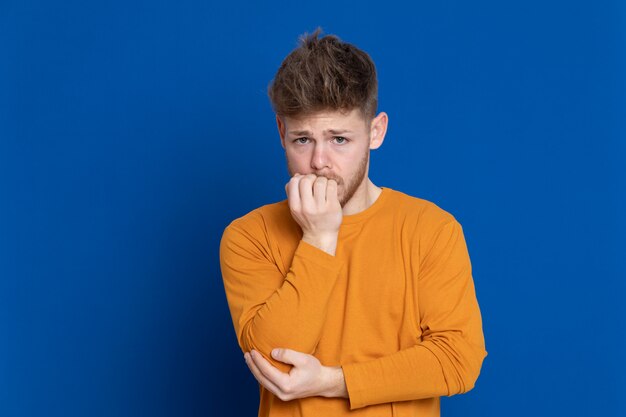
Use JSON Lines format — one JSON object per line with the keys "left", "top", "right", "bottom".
{"left": 220, "top": 29, "right": 487, "bottom": 416}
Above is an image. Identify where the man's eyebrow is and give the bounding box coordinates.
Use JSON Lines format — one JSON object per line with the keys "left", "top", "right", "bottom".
{"left": 327, "top": 129, "right": 352, "bottom": 135}
{"left": 288, "top": 130, "right": 312, "bottom": 136}
{"left": 288, "top": 129, "right": 352, "bottom": 136}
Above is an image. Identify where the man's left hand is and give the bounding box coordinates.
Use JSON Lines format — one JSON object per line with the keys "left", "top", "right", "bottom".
{"left": 243, "top": 348, "right": 348, "bottom": 401}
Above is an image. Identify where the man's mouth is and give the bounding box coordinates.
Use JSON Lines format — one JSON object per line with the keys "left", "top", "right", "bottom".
{"left": 317, "top": 174, "right": 342, "bottom": 185}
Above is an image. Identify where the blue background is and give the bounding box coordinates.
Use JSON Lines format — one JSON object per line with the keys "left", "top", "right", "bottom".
{"left": 1, "top": 0, "right": 624, "bottom": 416}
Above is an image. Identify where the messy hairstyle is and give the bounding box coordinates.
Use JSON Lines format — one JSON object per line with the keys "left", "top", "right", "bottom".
{"left": 268, "top": 28, "right": 378, "bottom": 121}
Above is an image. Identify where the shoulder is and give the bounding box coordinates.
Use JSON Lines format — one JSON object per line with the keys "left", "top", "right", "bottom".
{"left": 221, "top": 199, "right": 296, "bottom": 245}
{"left": 384, "top": 188, "right": 467, "bottom": 264}
{"left": 384, "top": 188, "right": 458, "bottom": 230}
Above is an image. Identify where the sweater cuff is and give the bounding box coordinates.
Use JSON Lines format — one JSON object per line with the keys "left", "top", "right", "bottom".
{"left": 294, "top": 239, "right": 341, "bottom": 271}
{"left": 342, "top": 362, "right": 368, "bottom": 410}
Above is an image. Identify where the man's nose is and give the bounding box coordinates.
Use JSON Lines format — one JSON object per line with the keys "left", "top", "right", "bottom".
{"left": 311, "top": 143, "right": 331, "bottom": 170}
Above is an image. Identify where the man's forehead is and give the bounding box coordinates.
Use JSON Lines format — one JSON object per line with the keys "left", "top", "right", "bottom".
{"left": 282, "top": 109, "right": 368, "bottom": 133}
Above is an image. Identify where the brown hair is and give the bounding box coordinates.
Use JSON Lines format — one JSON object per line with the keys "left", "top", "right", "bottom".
{"left": 268, "top": 28, "right": 378, "bottom": 120}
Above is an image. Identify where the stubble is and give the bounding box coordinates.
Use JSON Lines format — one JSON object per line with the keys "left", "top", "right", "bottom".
{"left": 286, "top": 149, "right": 370, "bottom": 207}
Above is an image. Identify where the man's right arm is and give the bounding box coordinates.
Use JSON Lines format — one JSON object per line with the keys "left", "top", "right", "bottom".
{"left": 220, "top": 175, "right": 342, "bottom": 373}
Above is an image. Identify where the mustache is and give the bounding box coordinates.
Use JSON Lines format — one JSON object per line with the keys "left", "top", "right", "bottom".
{"left": 314, "top": 173, "right": 343, "bottom": 185}
{"left": 286, "top": 163, "right": 343, "bottom": 185}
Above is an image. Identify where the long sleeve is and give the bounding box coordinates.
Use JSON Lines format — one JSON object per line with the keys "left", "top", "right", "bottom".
{"left": 219, "top": 215, "right": 344, "bottom": 372}
{"left": 341, "top": 220, "right": 487, "bottom": 410}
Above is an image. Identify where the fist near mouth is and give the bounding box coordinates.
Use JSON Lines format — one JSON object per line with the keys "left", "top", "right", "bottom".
{"left": 285, "top": 173, "right": 342, "bottom": 256}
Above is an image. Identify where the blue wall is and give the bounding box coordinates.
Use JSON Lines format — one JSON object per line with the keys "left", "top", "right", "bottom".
{"left": 1, "top": 1, "right": 624, "bottom": 416}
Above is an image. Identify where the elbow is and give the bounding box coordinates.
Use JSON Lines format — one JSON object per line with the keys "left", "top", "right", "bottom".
{"left": 455, "top": 346, "right": 488, "bottom": 395}
{"left": 239, "top": 318, "right": 269, "bottom": 355}
{"left": 239, "top": 314, "right": 319, "bottom": 357}
{"left": 425, "top": 335, "right": 487, "bottom": 396}
{"left": 238, "top": 319, "right": 296, "bottom": 373}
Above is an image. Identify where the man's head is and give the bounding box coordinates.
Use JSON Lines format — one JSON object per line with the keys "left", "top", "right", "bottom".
{"left": 268, "top": 28, "right": 378, "bottom": 121}
{"left": 268, "top": 29, "right": 388, "bottom": 207}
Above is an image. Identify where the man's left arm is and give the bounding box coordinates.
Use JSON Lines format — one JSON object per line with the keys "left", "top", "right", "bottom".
{"left": 340, "top": 219, "right": 488, "bottom": 409}
{"left": 246, "top": 219, "right": 488, "bottom": 409}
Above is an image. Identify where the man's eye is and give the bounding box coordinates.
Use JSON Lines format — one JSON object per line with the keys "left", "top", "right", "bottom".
{"left": 333, "top": 136, "right": 347, "bottom": 144}
{"left": 294, "top": 137, "right": 309, "bottom": 144}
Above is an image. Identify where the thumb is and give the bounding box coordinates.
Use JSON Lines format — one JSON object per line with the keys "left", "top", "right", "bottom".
{"left": 271, "top": 348, "right": 307, "bottom": 366}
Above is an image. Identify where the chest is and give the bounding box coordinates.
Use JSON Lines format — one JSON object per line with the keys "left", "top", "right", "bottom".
{"left": 311, "top": 225, "right": 423, "bottom": 362}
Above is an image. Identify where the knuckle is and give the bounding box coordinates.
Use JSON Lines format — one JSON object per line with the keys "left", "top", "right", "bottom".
{"left": 282, "top": 383, "right": 293, "bottom": 395}
{"left": 301, "top": 207, "right": 315, "bottom": 217}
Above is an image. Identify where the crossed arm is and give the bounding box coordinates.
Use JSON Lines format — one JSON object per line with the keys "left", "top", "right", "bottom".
{"left": 220, "top": 176, "right": 487, "bottom": 409}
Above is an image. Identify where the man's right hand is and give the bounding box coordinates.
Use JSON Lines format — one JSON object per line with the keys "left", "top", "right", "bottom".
{"left": 285, "top": 173, "right": 342, "bottom": 256}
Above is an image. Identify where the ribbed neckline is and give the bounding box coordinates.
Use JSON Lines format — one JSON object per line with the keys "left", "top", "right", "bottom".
{"left": 340, "top": 186, "right": 391, "bottom": 226}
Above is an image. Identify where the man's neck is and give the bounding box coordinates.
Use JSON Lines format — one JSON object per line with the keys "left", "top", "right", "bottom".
{"left": 342, "top": 178, "right": 382, "bottom": 216}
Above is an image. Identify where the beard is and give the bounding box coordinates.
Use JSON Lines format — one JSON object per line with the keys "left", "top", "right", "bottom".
{"left": 286, "top": 149, "right": 370, "bottom": 208}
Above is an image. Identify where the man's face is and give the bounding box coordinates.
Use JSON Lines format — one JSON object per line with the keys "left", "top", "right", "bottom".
{"left": 277, "top": 108, "right": 374, "bottom": 207}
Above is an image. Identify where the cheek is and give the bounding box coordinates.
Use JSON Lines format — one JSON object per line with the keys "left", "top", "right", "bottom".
{"left": 286, "top": 150, "right": 309, "bottom": 170}
{"left": 337, "top": 150, "right": 367, "bottom": 177}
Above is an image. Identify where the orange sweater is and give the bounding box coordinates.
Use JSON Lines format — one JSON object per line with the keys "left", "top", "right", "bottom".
{"left": 220, "top": 187, "right": 487, "bottom": 416}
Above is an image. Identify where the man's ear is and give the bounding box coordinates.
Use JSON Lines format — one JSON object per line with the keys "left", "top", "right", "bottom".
{"left": 369, "top": 112, "right": 388, "bottom": 150}
{"left": 276, "top": 114, "right": 286, "bottom": 148}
